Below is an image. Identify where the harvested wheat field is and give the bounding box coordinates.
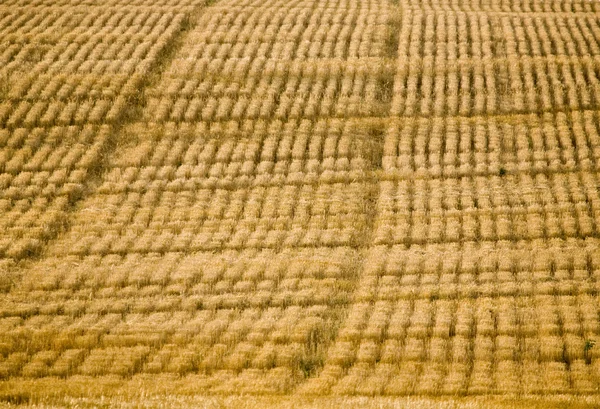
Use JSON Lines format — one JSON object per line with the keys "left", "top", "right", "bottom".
{"left": 1, "top": 0, "right": 600, "bottom": 407}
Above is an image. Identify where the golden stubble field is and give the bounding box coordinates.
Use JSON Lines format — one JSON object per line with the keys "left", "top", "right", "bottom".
{"left": 1, "top": 0, "right": 600, "bottom": 407}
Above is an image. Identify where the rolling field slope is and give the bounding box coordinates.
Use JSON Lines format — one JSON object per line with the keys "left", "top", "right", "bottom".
{"left": 1, "top": 0, "right": 600, "bottom": 406}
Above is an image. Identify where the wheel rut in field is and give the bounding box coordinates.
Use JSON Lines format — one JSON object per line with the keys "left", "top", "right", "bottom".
{"left": 294, "top": 1, "right": 402, "bottom": 394}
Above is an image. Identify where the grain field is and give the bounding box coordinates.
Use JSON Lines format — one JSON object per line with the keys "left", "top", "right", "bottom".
{"left": 1, "top": 0, "right": 600, "bottom": 407}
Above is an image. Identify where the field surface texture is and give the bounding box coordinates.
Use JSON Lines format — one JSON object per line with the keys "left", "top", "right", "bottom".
{"left": 1, "top": 0, "right": 600, "bottom": 407}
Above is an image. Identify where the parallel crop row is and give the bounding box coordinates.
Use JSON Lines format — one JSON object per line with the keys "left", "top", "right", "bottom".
{"left": 397, "top": 11, "right": 600, "bottom": 59}
{"left": 0, "top": 247, "right": 358, "bottom": 388}
{"left": 0, "top": 98, "right": 128, "bottom": 128}
{"left": 391, "top": 57, "right": 600, "bottom": 117}
{"left": 147, "top": 59, "right": 393, "bottom": 121}
{"left": 104, "top": 120, "right": 381, "bottom": 183}
{"left": 374, "top": 171, "right": 600, "bottom": 245}
{"left": 0, "top": 11, "right": 186, "bottom": 128}
{"left": 383, "top": 111, "right": 600, "bottom": 177}
{"left": 355, "top": 240, "right": 600, "bottom": 301}
{"left": 137, "top": 1, "right": 395, "bottom": 123}
{"left": 47, "top": 180, "right": 370, "bottom": 255}
{"left": 0, "top": 0, "right": 388, "bottom": 392}
{"left": 10, "top": 248, "right": 357, "bottom": 308}
{"left": 0, "top": 3, "right": 195, "bottom": 260}
{"left": 307, "top": 350, "right": 599, "bottom": 394}
{"left": 326, "top": 295, "right": 599, "bottom": 361}
{"left": 0, "top": 126, "right": 108, "bottom": 176}
{"left": 0, "top": 0, "right": 207, "bottom": 9}
{"left": 0, "top": 307, "right": 329, "bottom": 380}
{"left": 0, "top": 10, "right": 180, "bottom": 44}
{"left": 38, "top": 113, "right": 385, "bottom": 256}
{"left": 300, "top": 238, "right": 600, "bottom": 395}
{"left": 12, "top": 0, "right": 600, "bottom": 398}
{"left": 498, "top": 15, "right": 600, "bottom": 57}
{"left": 399, "top": 0, "right": 600, "bottom": 12}
{"left": 5, "top": 74, "right": 139, "bottom": 102}
{"left": 179, "top": 4, "right": 391, "bottom": 60}
{"left": 0, "top": 126, "right": 111, "bottom": 259}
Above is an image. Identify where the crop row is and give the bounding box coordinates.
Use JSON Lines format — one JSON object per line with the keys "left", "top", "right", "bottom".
{"left": 397, "top": 11, "right": 600, "bottom": 58}
{"left": 328, "top": 297, "right": 598, "bottom": 351}
{"left": 1, "top": 277, "right": 348, "bottom": 315}
{"left": 0, "top": 248, "right": 358, "bottom": 381}
{"left": 106, "top": 119, "right": 381, "bottom": 175}
{"left": 498, "top": 15, "right": 600, "bottom": 57}
{"left": 383, "top": 111, "right": 600, "bottom": 177}
{"left": 215, "top": 0, "right": 387, "bottom": 9}
{"left": 304, "top": 359, "right": 599, "bottom": 394}
{"left": 5, "top": 237, "right": 594, "bottom": 319}
{"left": 300, "top": 288, "right": 600, "bottom": 394}
{"left": 299, "top": 238, "right": 600, "bottom": 394}
{"left": 214, "top": 0, "right": 598, "bottom": 12}
{"left": 97, "top": 162, "right": 368, "bottom": 190}
{"left": 398, "top": 0, "right": 600, "bottom": 12}
{"left": 2, "top": 250, "right": 598, "bottom": 389}
{"left": 3, "top": 74, "right": 144, "bottom": 103}
{"left": 7, "top": 238, "right": 596, "bottom": 302}
{"left": 134, "top": 1, "right": 396, "bottom": 122}
{"left": 354, "top": 239, "right": 599, "bottom": 301}
{"left": 0, "top": 307, "right": 334, "bottom": 379}
{"left": 158, "top": 58, "right": 391, "bottom": 86}
{"left": 14, "top": 247, "right": 357, "bottom": 293}
{"left": 0, "top": 126, "right": 110, "bottom": 203}
{"left": 44, "top": 180, "right": 370, "bottom": 255}
{"left": 176, "top": 5, "right": 391, "bottom": 60}
{"left": 0, "top": 0, "right": 207, "bottom": 8}
{"left": 0, "top": 126, "right": 112, "bottom": 259}
{"left": 0, "top": 10, "right": 186, "bottom": 133}
{"left": 374, "top": 171, "right": 600, "bottom": 245}
{"left": 95, "top": 137, "right": 378, "bottom": 189}
{"left": 3, "top": 50, "right": 159, "bottom": 82}
{"left": 145, "top": 60, "right": 392, "bottom": 121}
{"left": 0, "top": 304, "right": 336, "bottom": 349}
{"left": 2, "top": 239, "right": 598, "bottom": 387}
{"left": 0, "top": 5, "right": 191, "bottom": 258}
{"left": 0, "top": 13, "right": 182, "bottom": 77}
{"left": 118, "top": 120, "right": 375, "bottom": 165}
{"left": 392, "top": 57, "right": 600, "bottom": 116}
{"left": 1, "top": 15, "right": 185, "bottom": 104}
{"left": 0, "top": 9, "right": 180, "bottom": 40}
{"left": 0, "top": 98, "right": 130, "bottom": 129}
{"left": 0, "top": 197, "right": 69, "bottom": 259}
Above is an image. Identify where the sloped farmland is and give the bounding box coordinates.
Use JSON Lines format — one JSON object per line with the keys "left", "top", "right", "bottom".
{"left": 1, "top": 0, "right": 600, "bottom": 407}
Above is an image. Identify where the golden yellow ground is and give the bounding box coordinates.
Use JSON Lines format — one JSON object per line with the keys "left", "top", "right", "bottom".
{"left": 1, "top": 0, "right": 600, "bottom": 406}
